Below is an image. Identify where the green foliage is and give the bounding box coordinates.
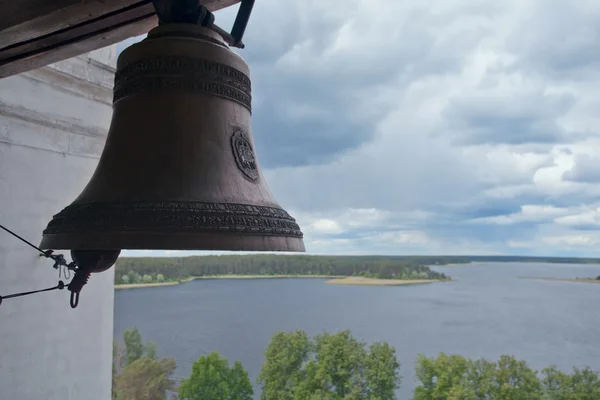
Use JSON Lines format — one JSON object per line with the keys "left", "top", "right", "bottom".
{"left": 258, "top": 331, "right": 311, "bottom": 400}
{"left": 113, "top": 327, "right": 176, "bottom": 400}
{"left": 414, "top": 353, "right": 473, "bottom": 400}
{"left": 542, "top": 365, "right": 600, "bottom": 399}
{"left": 142, "top": 274, "right": 153, "bottom": 283}
{"left": 114, "top": 255, "right": 450, "bottom": 283}
{"left": 129, "top": 272, "right": 142, "bottom": 284}
{"left": 258, "top": 329, "right": 401, "bottom": 400}
{"left": 156, "top": 273, "right": 165, "bottom": 282}
{"left": 113, "top": 340, "right": 124, "bottom": 399}
{"left": 112, "top": 326, "right": 600, "bottom": 400}
{"left": 366, "top": 342, "right": 402, "bottom": 400}
{"left": 413, "top": 353, "right": 600, "bottom": 400}
{"left": 144, "top": 341, "right": 157, "bottom": 360}
{"left": 115, "top": 357, "right": 176, "bottom": 400}
{"left": 178, "top": 352, "right": 253, "bottom": 400}
{"left": 123, "top": 328, "right": 145, "bottom": 366}
{"left": 494, "top": 355, "right": 543, "bottom": 399}
{"left": 121, "top": 274, "right": 129, "bottom": 284}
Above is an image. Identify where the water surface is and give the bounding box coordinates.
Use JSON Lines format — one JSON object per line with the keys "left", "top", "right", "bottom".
{"left": 114, "top": 262, "right": 600, "bottom": 399}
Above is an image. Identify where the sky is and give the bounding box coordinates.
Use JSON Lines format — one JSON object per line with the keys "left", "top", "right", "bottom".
{"left": 117, "top": 0, "right": 600, "bottom": 257}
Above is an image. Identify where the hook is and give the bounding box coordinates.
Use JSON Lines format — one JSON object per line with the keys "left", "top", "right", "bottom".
{"left": 70, "top": 291, "right": 79, "bottom": 309}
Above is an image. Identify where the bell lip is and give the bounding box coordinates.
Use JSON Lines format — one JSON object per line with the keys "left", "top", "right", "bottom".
{"left": 40, "top": 233, "right": 306, "bottom": 253}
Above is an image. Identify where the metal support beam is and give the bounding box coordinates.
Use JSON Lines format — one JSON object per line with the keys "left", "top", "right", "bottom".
{"left": 0, "top": 0, "right": 240, "bottom": 79}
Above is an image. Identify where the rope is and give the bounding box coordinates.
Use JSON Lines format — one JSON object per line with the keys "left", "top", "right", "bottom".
{"left": 0, "top": 224, "right": 46, "bottom": 254}
{"left": 0, "top": 223, "right": 80, "bottom": 308}
{"left": 0, "top": 223, "right": 77, "bottom": 274}
{"left": 0, "top": 281, "right": 65, "bottom": 306}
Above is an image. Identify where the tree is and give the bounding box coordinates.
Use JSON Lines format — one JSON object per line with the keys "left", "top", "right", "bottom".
{"left": 130, "top": 272, "right": 142, "bottom": 284}
{"left": 156, "top": 273, "right": 165, "bottom": 282}
{"left": 414, "top": 353, "right": 544, "bottom": 400}
{"left": 229, "top": 361, "right": 254, "bottom": 400}
{"left": 143, "top": 274, "right": 153, "bottom": 283}
{"left": 543, "top": 365, "right": 600, "bottom": 399}
{"left": 311, "top": 331, "right": 368, "bottom": 397}
{"left": 258, "top": 330, "right": 311, "bottom": 400}
{"left": 258, "top": 330, "right": 401, "bottom": 400}
{"left": 144, "top": 341, "right": 157, "bottom": 360}
{"left": 178, "top": 352, "right": 253, "bottom": 400}
{"left": 115, "top": 356, "right": 176, "bottom": 400}
{"left": 121, "top": 274, "right": 129, "bottom": 284}
{"left": 493, "top": 355, "right": 542, "bottom": 399}
{"left": 413, "top": 353, "right": 473, "bottom": 400}
{"left": 113, "top": 340, "right": 125, "bottom": 399}
{"left": 365, "top": 342, "right": 401, "bottom": 400}
{"left": 124, "top": 328, "right": 145, "bottom": 366}
{"left": 114, "top": 254, "right": 450, "bottom": 282}
{"left": 114, "top": 327, "right": 176, "bottom": 400}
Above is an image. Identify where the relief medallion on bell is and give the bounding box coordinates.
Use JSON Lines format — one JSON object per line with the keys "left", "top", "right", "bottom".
{"left": 231, "top": 130, "right": 259, "bottom": 181}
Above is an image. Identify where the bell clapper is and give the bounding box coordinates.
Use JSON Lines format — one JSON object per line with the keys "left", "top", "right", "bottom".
{"left": 67, "top": 250, "right": 121, "bottom": 309}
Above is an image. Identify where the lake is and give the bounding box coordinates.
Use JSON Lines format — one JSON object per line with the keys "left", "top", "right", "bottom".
{"left": 114, "top": 262, "right": 600, "bottom": 399}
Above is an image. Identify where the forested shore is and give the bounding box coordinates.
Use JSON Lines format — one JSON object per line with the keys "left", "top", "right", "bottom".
{"left": 114, "top": 255, "right": 450, "bottom": 285}
{"left": 113, "top": 254, "right": 600, "bottom": 286}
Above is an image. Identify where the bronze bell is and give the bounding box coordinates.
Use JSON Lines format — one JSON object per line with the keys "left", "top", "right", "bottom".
{"left": 39, "top": 22, "right": 305, "bottom": 254}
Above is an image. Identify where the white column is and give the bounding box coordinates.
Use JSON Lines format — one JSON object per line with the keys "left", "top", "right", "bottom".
{"left": 0, "top": 46, "right": 116, "bottom": 400}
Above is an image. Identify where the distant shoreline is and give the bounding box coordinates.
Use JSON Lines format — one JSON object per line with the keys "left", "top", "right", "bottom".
{"left": 115, "top": 277, "right": 196, "bottom": 290}
{"left": 114, "top": 275, "right": 450, "bottom": 290}
{"left": 325, "top": 277, "right": 447, "bottom": 286}
{"left": 115, "top": 275, "right": 342, "bottom": 290}
{"left": 519, "top": 277, "right": 600, "bottom": 284}
{"left": 433, "top": 262, "right": 474, "bottom": 267}
{"left": 434, "top": 261, "right": 600, "bottom": 267}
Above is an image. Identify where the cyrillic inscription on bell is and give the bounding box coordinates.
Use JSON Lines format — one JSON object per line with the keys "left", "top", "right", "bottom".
{"left": 40, "top": 23, "right": 305, "bottom": 253}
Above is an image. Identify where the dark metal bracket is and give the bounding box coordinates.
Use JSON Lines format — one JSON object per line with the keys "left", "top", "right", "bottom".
{"left": 152, "top": 0, "right": 255, "bottom": 48}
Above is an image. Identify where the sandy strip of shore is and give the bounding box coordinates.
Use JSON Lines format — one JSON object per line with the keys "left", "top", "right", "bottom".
{"left": 193, "top": 275, "right": 341, "bottom": 280}
{"left": 115, "top": 275, "right": 341, "bottom": 290}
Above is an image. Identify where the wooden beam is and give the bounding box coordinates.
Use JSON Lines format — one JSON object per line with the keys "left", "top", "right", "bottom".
{"left": 0, "top": 0, "right": 240, "bottom": 79}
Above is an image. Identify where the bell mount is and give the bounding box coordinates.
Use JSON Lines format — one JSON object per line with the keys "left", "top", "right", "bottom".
{"left": 151, "top": 0, "right": 255, "bottom": 48}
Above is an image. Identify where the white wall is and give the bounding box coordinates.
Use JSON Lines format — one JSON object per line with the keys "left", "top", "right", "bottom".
{"left": 0, "top": 47, "right": 116, "bottom": 400}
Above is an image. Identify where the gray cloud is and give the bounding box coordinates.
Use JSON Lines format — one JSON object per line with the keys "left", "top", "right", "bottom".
{"left": 507, "top": 1, "right": 600, "bottom": 80}
{"left": 222, "top": 1, "right": 496, "bottom": 168}
{"left": 563, "top": 154, "right": 600, "bottom": 183}
{"left": 442, "top": 92, "right": 576, "bottom": 145}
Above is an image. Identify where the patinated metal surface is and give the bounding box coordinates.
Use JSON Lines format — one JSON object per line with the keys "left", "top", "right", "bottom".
{"left": 40, "top": 23, "right": 305, "bottom": 252}
{"left": 44, "top": 202, "right": 303, "bottom": 236}
{"left": 112, "top": 56, "right": 252, "bottom": 111}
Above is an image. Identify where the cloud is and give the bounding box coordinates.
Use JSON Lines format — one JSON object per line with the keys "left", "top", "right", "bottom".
{"left": 541, "top": 234, "right": 600, "bottom": 247}
{"left": 553, "top": 205, "right": 600, "bottom": 229}
{"left": 443, "top": 91, "right": 576, "bottom": 145}
{"left": 469, "top": 205, "right": 569, "bottom": 225}
{"left": 507, "top": 1, "right": 600, "bottom": 80}
{"left": 115, "top": 0, "right": 600, "bottom": 257}
{"left": 563, "top": 154, "right": 600, "bottom": 183}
